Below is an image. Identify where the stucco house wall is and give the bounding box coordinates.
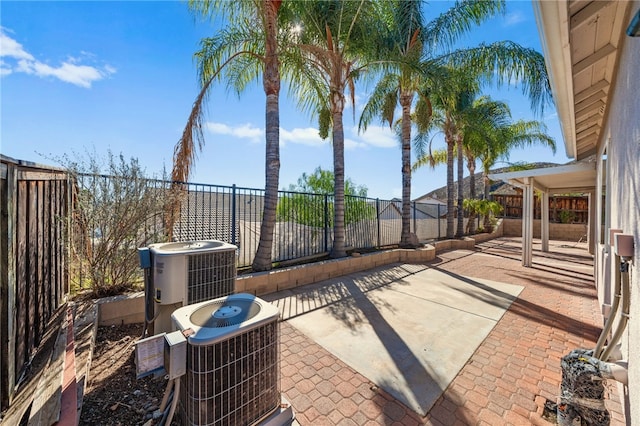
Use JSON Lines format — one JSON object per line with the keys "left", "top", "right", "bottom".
{"left": 595, "top": 8, "right": 640, "bottom": 420}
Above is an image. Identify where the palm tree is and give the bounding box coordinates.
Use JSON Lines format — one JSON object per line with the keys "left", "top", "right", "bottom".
{"left": 477, "top": 119, "right": 556, "bottom": 198}
{"left": 362, "top": 0, "right": 552, "bottom": 242}
{"left": 286, "top": 0, "right": 383, "bottom": 258}
{"left": 172, "top": 0, "right": 288, "bottom": 271}
{"left": 359, "top": 0, "right": 505, "bottom": 246}
{"left": 418, "top": 45, "right": 550, "bottom": 238}
{"left": 454, "top": 95, "right": 511, "bottom": 234}
{"left": 414, "top": 98, "right": 556, "bottom": 233}
{"left": 419, "top": 68, "right": 480, "bottom": 238}
{"left": 358, "top": 0, "right": 426, "bottom": 248}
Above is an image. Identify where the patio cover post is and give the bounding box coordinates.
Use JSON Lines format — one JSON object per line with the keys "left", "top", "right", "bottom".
{"left": 541, "top": 191, "right": 549, "bottom": 252}
{"left": 522, "top": 177, "right": 534, "bottom": 267}
{"left": 588, "top": 191, "right": 596, "bottom": 254}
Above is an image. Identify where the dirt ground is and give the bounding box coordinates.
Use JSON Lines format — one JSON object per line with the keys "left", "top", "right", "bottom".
{"left": 80, "top": 323, "right": 173, "bottom": 426}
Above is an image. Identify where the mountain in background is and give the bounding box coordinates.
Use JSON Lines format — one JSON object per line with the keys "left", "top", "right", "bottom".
{"left": 416, "top": 162, "right": 562, "bottom": 201}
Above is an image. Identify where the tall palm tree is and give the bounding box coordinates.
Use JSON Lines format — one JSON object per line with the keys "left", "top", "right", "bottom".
{"left": 418, "top": 45, "right": 550, "bottom": 238}
{"left": 420, "top": 67, "right": 480, "bottom": 237}
{"left": 359, "top": 0, "right": 426, "bottom": 248}
{"left": 415, "top": 95, "right": 511, "bottom": 234}
{"left": 286, "top": 0, "right": 383, "bottom": 258}
{"left": 362, "top": 0, "right": 552, "bottom": 242}
{"left": 477, "top": 119, "right": 556, "bottom": 198}
{"left": 360, "top": 0, "right": 505, "bottom": 246}
{"left": 453, "top": 95, "right": 512, "bottom": 234}
{"left": 172, "top": 0, "right": 288, "bottom": 271}
{"left": 414, "top": 100, "right": 556, "bottom": 233}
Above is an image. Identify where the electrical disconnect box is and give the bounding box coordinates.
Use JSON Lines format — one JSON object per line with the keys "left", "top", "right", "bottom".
{"left": 614, "top": 234, "right": 634, "bottom": 258}
{"left": 164, "top": 331, "right": 187, "bottom": 380}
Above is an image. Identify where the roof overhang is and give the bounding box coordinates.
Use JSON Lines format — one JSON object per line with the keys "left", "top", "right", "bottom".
{"left": 488, "top": 162, "right": 596, "bottom": 194}
{"left": 533, "top": 1, "right": 632, "bottom": 160}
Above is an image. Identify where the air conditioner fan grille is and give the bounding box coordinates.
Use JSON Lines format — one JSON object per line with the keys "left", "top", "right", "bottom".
{"left": 188, "top": 250, "right": 236, "bottom": 304}
{"left": 190, "top": 299, "right": 261, "bottom": 328}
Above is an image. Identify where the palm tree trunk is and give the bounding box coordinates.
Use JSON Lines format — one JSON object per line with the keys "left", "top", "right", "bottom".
{"left": 445, "top": 121, "right": 455, "bottom": 239}
{"left": 467, "top": 154, "right": 476, "bottom": 234}
{"left": 456, "top": 134, "right": 464, "bottom": 237}
{"left": 483, "top": 166, "right": 491, "bottom": 200}
{"left": 399, "top": 92, "right": 414, "bottom": 247}
{"left": 252, "top": 0, "right": 281, "bottom": 272}
{"left": 330, "top": 91, "right": 347, "bottom": 258}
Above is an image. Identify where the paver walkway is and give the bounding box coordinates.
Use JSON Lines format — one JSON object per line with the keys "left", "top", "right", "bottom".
{"left": 279, "top": 237, "right": 625, "bottom": 425}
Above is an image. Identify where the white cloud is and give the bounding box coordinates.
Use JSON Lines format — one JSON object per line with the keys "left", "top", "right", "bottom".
{"left": 280, "top": 127, "right": 325, "bottom": 147}
{"left": 0, "top": 27, "right": 115, "bottom": 88}
{"left": 0, "top": 28, "right": 34, "bottom": 60}
{"left": 504, "top": 11, "right": 526, "bottom": 27}
{"left": 344, "top": 138, "right": 368, "bottom": 150}
{"left": 206, "top": 122, "right": 264, "bottom": 143}
{"left": 353, "top": 125, "right": 398, "bottom": 148}
{"left": 0, "top": 60, "right": 12, "bottom": 76}
{"left": 204, "top": 121, "right": 398, "bottom": 151}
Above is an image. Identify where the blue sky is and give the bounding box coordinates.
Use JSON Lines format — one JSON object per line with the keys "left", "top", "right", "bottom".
{"left": 1, "top": 1, "right": 568, "bottom": 200}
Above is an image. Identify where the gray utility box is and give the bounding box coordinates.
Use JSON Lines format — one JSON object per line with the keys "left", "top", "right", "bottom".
{"left": 164, "top": 330, "right": 187, "bottom": 380}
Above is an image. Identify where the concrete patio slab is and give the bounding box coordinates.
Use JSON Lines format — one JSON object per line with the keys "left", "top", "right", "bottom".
{"left": 266, "top": 264, "right": 523, "bottom": 416}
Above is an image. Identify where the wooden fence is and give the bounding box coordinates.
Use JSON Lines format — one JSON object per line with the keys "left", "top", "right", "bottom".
{"left": 0, "top": 155, "right": 71, "bottom": 410}
{"left": 492, "top": 194, "right": 589, "bottom": 224}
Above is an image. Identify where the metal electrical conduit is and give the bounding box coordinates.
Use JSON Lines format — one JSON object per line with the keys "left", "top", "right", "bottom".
{"left": 596, "top": 256, "right": 631, "bottom": 385}
{"left": 557, "top": 249, "right": 632, "bottom": 425}
{"left": 593, "top": 253, "right": 622, "bottom": 359}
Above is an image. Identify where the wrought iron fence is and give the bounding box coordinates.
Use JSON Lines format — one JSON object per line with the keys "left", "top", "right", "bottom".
{"left": 73, "top": 174, "right": 470, "bottom": 284}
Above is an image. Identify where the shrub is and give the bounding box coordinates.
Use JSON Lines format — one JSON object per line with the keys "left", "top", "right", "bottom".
{"left": 62, "top": 150, "right": 172, "bottom": 297}
{"left": 464, "top": 199, "right": 503, "bottom": 233}
{"left": 558, "top": 210, "right": 575, "bottom": 224}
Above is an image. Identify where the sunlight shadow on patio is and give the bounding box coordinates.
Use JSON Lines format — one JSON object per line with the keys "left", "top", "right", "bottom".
{"left": 266, "top": 264, "right": 523, "bottom": 416}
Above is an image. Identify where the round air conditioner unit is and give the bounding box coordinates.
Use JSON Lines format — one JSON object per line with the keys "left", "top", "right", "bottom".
{"left": 172, "top": 293, "right": 281, "bottom": 426}
{"left": 149, "top": 240, "right": 237, "bottom": 306}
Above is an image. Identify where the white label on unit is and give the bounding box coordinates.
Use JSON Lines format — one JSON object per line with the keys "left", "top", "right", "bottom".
{"left": 135, "top": 333, "right": 166, "bottom": 379}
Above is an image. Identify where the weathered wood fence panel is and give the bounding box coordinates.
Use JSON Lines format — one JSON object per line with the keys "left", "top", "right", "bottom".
{"left": 1, "top": 155, "right": 70, "bottom": 411}
{"left": 493, "top": 194, "right": 589, "bottom": 223}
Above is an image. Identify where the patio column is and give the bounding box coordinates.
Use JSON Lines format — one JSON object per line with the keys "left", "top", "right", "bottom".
{"left": 541, "top": 191, "right": 549, "bottom": 252}
{"left": 522, "top": 177, "right": 534, "bottom": 267}
{"left": 588, "top": 191, "right": 596, "bottom": 254}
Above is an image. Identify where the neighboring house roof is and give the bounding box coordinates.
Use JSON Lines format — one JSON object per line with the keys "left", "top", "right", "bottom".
{"left": 489, "top": 162, "right": 596, "bottom": 194}
{"left": 416, "top": 163, "right": 562, "bottom": 200}
{"left": 379, "top": 199, "right": 446, "bottom": 219}
{"left": 413, "top": 194, "right": 447, "bottom": 205}
{"left": 533, "top": 1, "right": 631, "bottom": 160}
{"left": 491, "top": 182, "right": 520, "bottom": 196}
{"left": 173, "top": 190, "right": 262, "bottom": 242}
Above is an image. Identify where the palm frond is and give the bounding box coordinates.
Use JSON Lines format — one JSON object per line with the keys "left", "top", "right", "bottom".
{"left": 358, "top": 73, "right": 399, "bottom": 131}
{"left": 423, "top": 0, "right": 505, "bottom": 52}
{"left": 444, "top": 41, "right": 552, "bottom": 115}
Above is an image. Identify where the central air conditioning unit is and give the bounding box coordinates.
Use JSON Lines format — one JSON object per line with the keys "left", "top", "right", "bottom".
{"left": 149, "top": 240, "right": 237, "bottom": 333}
{"left": 172, "top": 293, "right": 292, "bottom": 426}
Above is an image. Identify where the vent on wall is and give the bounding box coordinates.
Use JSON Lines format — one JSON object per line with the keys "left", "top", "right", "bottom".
{"left": 172, "top": 294, "right": 281, "bottom": 426}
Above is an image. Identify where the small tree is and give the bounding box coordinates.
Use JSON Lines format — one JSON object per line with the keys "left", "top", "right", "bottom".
{"left": 464, "top": 198, "right": 503, "bottom": 233}
{"left": 63, "top": 150, "right": 171, "bottom": 297}
{"left": 277, "top": 167, "right": 375, "bottom": 227}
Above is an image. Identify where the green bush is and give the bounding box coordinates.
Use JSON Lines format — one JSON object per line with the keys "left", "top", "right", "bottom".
{"left": 62, "top": 150, "right": 172, "bottom": 297}
{"left": 558, "top": 210, "right": 575, "bottom": 224}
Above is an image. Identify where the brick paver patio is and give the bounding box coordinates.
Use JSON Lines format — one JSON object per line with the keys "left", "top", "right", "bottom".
{"left": 280, "top": 237, "right": 625, "bottom": 425}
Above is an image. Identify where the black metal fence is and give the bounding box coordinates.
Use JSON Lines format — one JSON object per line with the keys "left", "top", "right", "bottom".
{"left": 166, "top": 183, "right": 457, "bottom": 267}
{"left": 69, "top": 172, "right": 485, "bottom": 295}
{"left": 73, "top": 176, "right": 463, "bottom": 275}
